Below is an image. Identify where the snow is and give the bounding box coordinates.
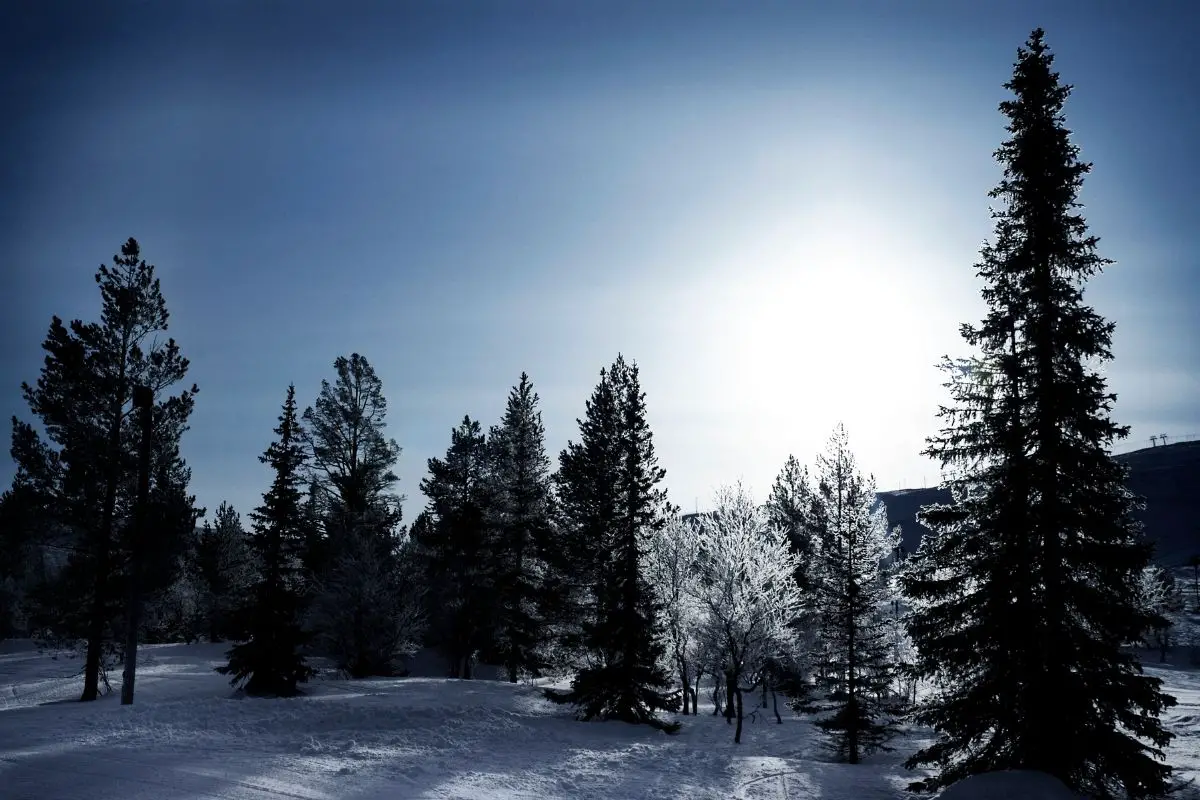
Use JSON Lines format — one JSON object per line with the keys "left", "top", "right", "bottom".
{"left": 0, "top": 640, "right": 1197, "bottom": 799}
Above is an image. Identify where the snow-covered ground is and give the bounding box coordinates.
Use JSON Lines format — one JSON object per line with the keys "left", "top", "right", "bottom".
{"left": 0, "top": 641, "right": 1196, "bottom": 800}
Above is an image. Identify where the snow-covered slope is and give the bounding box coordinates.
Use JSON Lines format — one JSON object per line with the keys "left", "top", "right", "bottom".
{"left": 0, "top": 641, "right": 1197, "bottom": 799}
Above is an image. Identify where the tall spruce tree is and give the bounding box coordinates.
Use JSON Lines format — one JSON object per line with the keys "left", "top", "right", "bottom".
{"left": 547, "top": 355, "right": 679, "bottom": 732}
{"left": 901, "top": 30, "right": 1176, "bottom": 799}
{"left": 810, "top": 425, "right": 899, "bottom": 764}
{"left": 415, "top": 415, "right": 495, "bottom": 678}
{"left": 487, "top": 373, "right": 557, "bottom": 682}
{"left": 11, "top": 238, "right": 198, "bottom": 700}
{"left": 552, "top": 365, "right": 623, "bottom": 666}
{"left": 766, "top": 454, "right": 819, "bottom": 593}
{"left": 764, "top": 454, "right": 822, "bottom": 710}
{"left": 217, "top": 385, "right": 313, "bottom": 696}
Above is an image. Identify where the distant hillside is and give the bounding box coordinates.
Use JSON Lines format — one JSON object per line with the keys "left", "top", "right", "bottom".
{"left": 878, "top": 441, "right": 1200, "bottom": 568}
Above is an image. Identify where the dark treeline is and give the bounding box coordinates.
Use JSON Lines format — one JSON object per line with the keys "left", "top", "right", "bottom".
{"left": 2, "top": 27, "right": 1193, "bottom": 800}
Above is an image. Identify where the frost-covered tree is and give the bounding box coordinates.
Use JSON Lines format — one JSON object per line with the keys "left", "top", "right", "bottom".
{"left": 217, "top": 385, "right": 314, "bottom": 696}
{"left": 547, "top": 355, "right": 679, "bottom": 731}
{"left": 688, "top": 483, "right": 805, "bottom": 743}
{"left": 809, "top": 425, "right": 899, "bottom": 763}
{"left": 646, "top": 512, "right": 703, "bottom": 714}
{"left": 11, "top": 238, "right": 199, "bottom": 700}
{"left": 901, "top": 30, "right": 1175, "bottom": 799}
{"left": 486, "top": 373, "right": 557, "bottom": 681}
{"left": 1137, "top": 566, "right": 1192, "bottom": 664}
{"left": 415, "top": 416, "right": 496, "bottom": 678}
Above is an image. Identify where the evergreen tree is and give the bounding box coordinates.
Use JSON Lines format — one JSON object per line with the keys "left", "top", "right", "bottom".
{"left": 415, "top": 415, "right": 495, "bottom": 678}
{"left": 303, "top": 353, "right": 413, "bottom": 676}
{"left": 547, "top": 355, "right": 679, "bottom": 732}
{"left": 766, "top": 454, "right": 818, "bottom": 593}
{"left": 810, "top": 425, "right": 899, "bottom": 763}
{"left": 217, "top": 385, "right": 314, "bottom": 696}
{"left": 553, "top": 365, "right": 623, "bottom": 667}
{"left": 194, "top": 502, "right": 255, "bottom": 642}
{"left": 11, "top": 238, "right": 198, "bottom": 700}
{"left": 133, "top": 417, "right": 204, "bottom": 646}
{"left": 764, "top": 454, "right": 823, "bottom": 711}
{"left": 303, "top": 353, "right": 403, "bottom": 552}
{"left": 901, "top": 30, "right": 1176, "bottom": 799}
{"left": 0, "top": 482, "right": 52, "bottom": 638}
{"left": 487, "top": 373, "right": 557, "bottom": 682}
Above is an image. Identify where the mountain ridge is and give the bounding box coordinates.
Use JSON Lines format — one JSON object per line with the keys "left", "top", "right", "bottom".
{"left": 878, "top": 440, "right": 1200, "bottom": 568}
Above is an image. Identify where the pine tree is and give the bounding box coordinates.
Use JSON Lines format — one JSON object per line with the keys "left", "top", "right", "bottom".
{"left": 487, "top": 373, "right": 557, "bottom": 682}
{"left": 303, "top": 353, "right": 403, "bottom": 549}
{"left": 217, "top": 385, "right": 313, "bottom": 696}
{"left": 11, "top": 238, "right": 198, "bottom": 700}
{"left": 303, "top": 353, "right": 412, "bottom": 676}
{"left": 553, "top": 362, "right": 625, "bottom": 671}
{"left": 810, "top": 425, "right": 899, "bottom": 763}
{"left": 134, "top": 419, "right": 204, "bottom": 645}
{"left": 194, "top": 502, "right": 255, "bottom": 642}
{"left": 901, "top": 30, "right": 1176, "bottom": 799}
{"left": 415, "top": 415, "right": 495, "bottom": 678}
{"left": 766, "top": 455, "right": 820, "bottom": 589}
{"left": 0, "top": 482, "right": 54, "bottom": 639}
{"left": 547, "top": 355, "right": 679, "bottom": 732}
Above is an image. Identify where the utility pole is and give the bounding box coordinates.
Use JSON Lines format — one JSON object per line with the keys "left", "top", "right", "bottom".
{"left": 121, "top": 385, "right": 153, "bottom": 706}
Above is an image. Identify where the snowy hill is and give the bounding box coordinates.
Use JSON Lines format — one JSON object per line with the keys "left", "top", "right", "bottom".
{"left": 1, "top": 641, "right": 1197, "bottom": 799}
{"left": 878, "top": 441, "right": 1200, "bottom": 567}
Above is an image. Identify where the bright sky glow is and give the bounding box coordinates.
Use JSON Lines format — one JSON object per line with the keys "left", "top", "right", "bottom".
{"left": 3, "top": 1, "right": 1197, "bottom": 520}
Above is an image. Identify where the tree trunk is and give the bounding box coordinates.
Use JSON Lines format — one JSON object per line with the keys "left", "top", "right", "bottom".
{"left": 734, "top": 687, "right": 744, "bottom": 744}
{"left": 772, "top": 682, "right": 782, "bottom": 724}
{"left": 82, "top": 538, "right": 111, "bottom": 701}
{"left": 678, "top": 657, "right": 691, "bottom": 715}
{"left": 83, "top": 326, "right": 132, "bottom": 702}
{"left": 120, "top": 386, "right": 153, "bottom": 706}
{"left": 848, "top": 697, "right": 860, "bottom": 764}
{"left": 724, "top": 668, "right": 736, "bottom": 721}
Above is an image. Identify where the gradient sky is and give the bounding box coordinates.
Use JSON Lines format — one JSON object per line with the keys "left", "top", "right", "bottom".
{"left": 3, "top": 0, "right": 1198, "bottom": 524}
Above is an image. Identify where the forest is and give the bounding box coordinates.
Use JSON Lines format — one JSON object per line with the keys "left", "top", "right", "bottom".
{"left": 2, "top": 27, "right": 1198, "bottom": 800}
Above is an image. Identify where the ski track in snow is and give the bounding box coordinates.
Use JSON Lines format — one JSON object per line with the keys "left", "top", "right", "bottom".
{"left": 0, "top": 641, "right": 1196, "bottom": 799}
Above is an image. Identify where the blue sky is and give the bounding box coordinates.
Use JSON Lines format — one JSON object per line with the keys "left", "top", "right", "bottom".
{"left": 3, "top": 0, "right": 1198, "bottom": 523}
